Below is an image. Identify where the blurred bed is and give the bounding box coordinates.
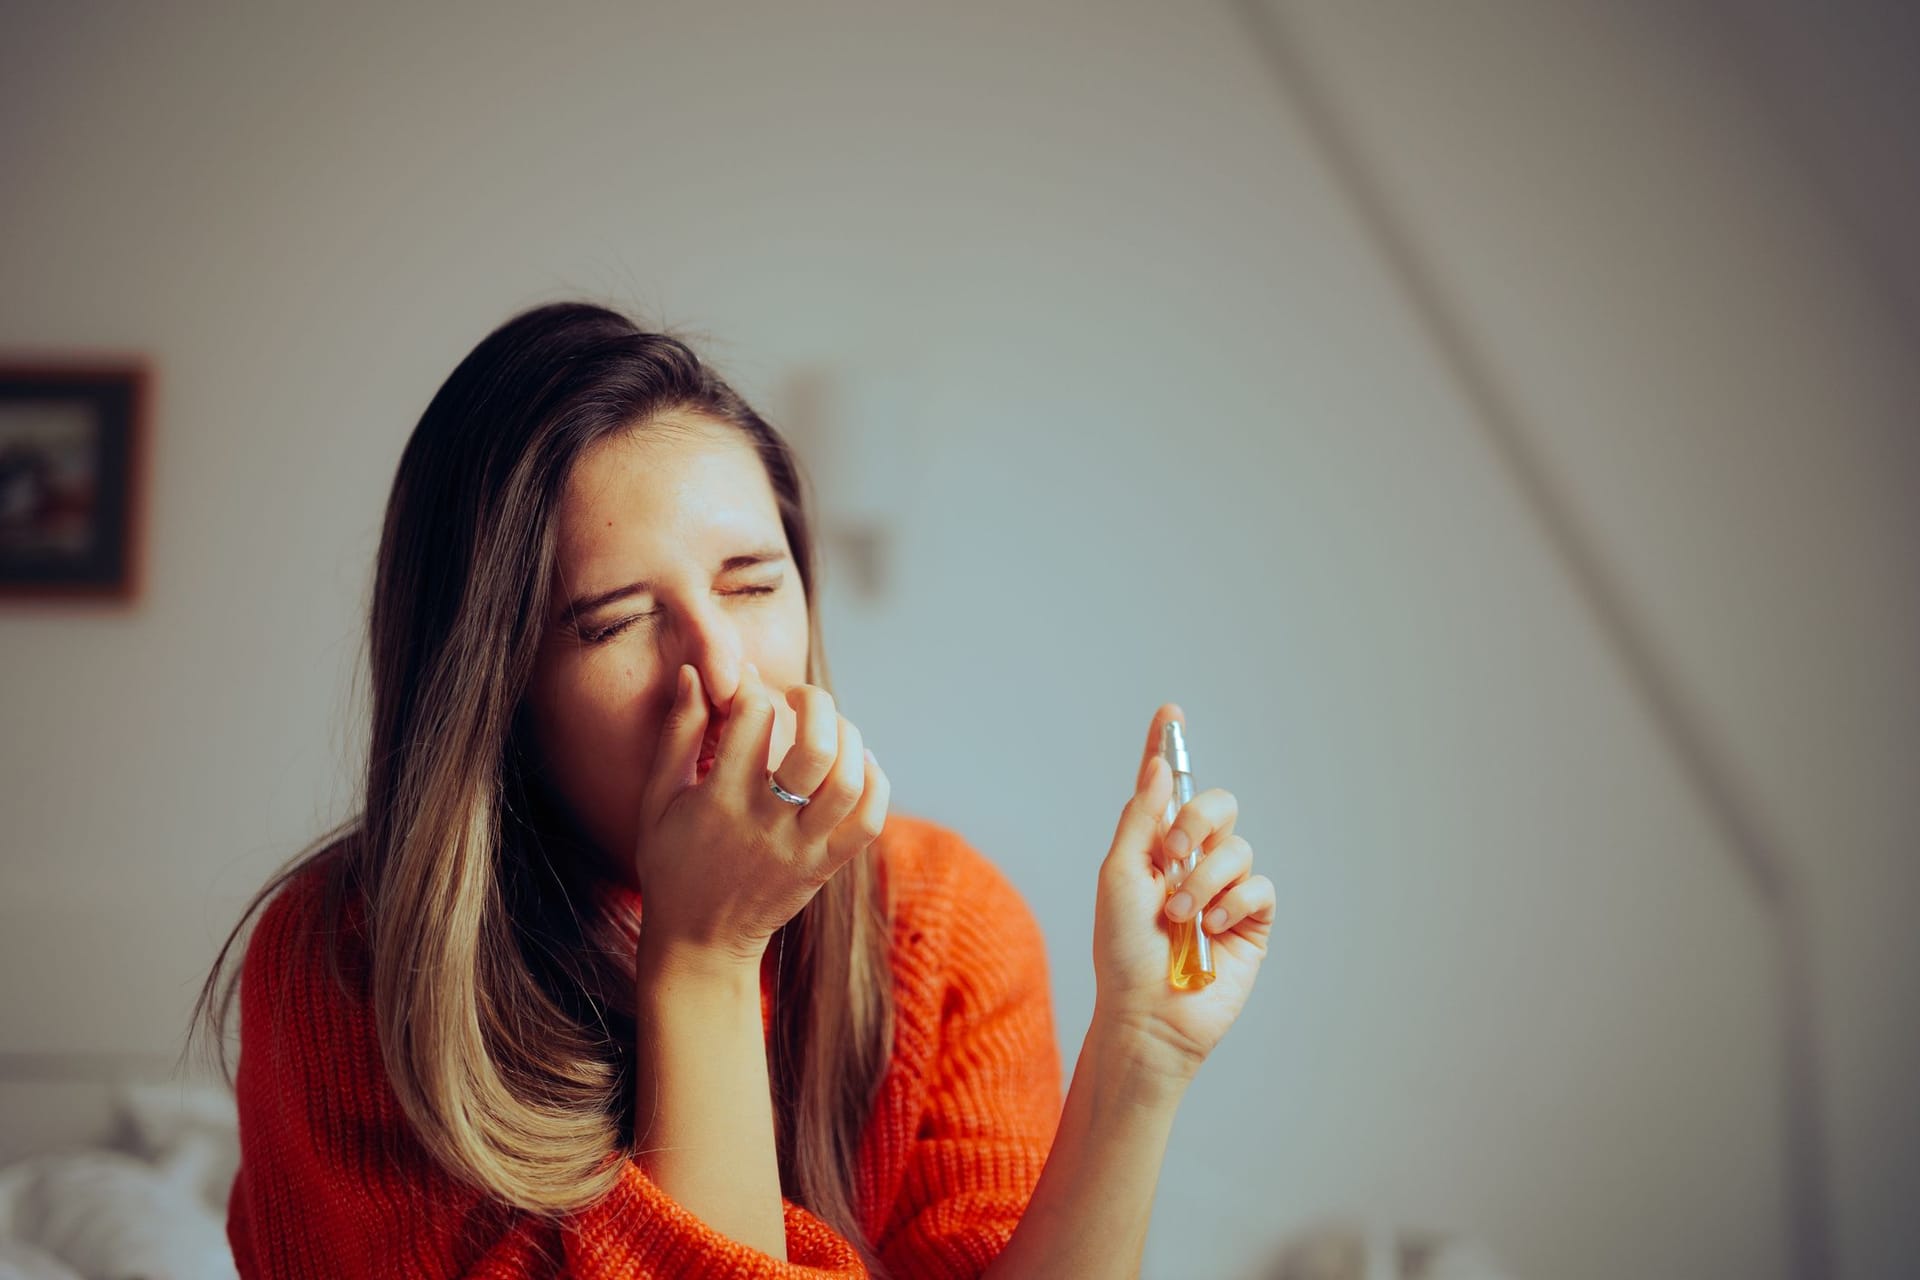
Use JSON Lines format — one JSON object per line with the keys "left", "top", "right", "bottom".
{"left": 0, "top": 1054, "right": 237, "bottom": 1280}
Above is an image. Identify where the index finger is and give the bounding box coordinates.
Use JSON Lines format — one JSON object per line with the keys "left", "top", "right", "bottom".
{"left": 713, "top": 662, "right": 778, "bottom": 791}
{"left": 1135, "top": 703, "right": 1186, "bottom": 794}
{"left": 644, "top": 664, "right": 707, "bottom": 810}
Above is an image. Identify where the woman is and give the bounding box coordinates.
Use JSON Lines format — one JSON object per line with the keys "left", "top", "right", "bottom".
{"left": 186, "top": 301, "right": 1275, "bottom": 1277}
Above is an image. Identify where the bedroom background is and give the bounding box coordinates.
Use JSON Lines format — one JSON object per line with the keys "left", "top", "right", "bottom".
{"left": 1, "top": 2, "right": 1915, "bottom": 1278}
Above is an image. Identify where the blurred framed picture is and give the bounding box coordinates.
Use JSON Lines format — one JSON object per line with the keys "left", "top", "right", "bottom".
{"left": 0, "top": 363, "right": 148, "bottom": 601}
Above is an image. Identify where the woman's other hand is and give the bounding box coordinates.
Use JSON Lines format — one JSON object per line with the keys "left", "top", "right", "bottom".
{"left": 631, "top": 662, "right": 889, "bottom": 969}
{"left": 1091, "top": 704, "right": 1274, "bottom": 1085}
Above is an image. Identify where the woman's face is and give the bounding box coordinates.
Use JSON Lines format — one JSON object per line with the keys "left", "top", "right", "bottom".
{"left": 523, "top": 416, "right": 811, "bottom": 881}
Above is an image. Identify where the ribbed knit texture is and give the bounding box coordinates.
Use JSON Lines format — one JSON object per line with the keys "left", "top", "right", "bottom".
{"left": 227, "top": 813, "right": 1064, "bottom": 1278}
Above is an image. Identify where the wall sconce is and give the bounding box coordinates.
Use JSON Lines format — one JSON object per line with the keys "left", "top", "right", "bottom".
{"left": 773, "top": 357, "right": 929, "bottom": 603}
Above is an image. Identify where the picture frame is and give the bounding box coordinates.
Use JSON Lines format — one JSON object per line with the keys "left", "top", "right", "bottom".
{"left": 0, "top": 362, "right": 148, "bottom": 602}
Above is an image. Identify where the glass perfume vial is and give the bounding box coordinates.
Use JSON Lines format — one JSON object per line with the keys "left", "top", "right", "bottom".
{"left": 1161, "top": 721, "right": 1216, "bottom": 989}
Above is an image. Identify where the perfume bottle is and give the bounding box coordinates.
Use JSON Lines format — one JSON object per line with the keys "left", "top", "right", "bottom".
{"left": 1162, "top": 721, "right": 1216, "bottom": 989}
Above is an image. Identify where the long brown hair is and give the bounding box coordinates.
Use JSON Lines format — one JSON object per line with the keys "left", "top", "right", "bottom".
{"left": 184, "top": 301, "right": 898, "bottom": 1271}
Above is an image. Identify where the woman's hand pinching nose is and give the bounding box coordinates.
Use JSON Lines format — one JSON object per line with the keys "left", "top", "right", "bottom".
{"left": 628, "top": 663, "right": 891, "bottom": 969}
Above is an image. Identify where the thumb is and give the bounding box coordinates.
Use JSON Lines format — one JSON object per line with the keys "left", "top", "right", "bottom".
{"left": 1105, "top": 753, "right": 1172, "bottom": 877}
{"left": 645, "top": 665, "right": 708, "bottom": 808}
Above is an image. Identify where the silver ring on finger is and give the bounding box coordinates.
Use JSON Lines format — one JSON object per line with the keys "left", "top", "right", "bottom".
{"left": 767, "top": 770, "right": 812, "bottom": 807}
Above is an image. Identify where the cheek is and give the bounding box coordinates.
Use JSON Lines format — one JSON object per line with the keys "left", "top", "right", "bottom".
{"left": 535, "top": 669, "right": 660, "bottom": 788}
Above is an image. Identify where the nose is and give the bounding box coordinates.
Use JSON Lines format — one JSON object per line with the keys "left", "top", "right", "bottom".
{"left": 674, "top": 602, "right": 744, "bottom": 714}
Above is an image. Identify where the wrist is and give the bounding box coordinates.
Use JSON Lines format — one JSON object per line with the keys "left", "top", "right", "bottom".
{"left": 1086, "top": 1005, "right": 1198, "bottom": 1106}
{"left": 635, "top": 930, "right": 767, "bottom": 992}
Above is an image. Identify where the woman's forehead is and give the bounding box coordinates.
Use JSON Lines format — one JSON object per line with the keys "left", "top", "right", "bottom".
{"left": 554, "top": 423, "right": 782, "bottom": 572}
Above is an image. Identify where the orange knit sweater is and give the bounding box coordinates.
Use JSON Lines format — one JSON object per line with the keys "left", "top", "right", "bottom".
{"left": 226, "top": 813, "right": 1064, "bottom": 1278}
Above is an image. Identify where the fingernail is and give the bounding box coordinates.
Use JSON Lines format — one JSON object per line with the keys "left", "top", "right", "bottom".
{"left": 1167, "top": 892, "right": 1193, "bottom": 920}
{"left": 1166, "top": 862, "right": 1186, "bottom": 888}
{"left": 1205, "top": 908, "right": 1228, "bottom": 932}
{"left": 1164, "top": 829, "right": 1189, "bottom": 859}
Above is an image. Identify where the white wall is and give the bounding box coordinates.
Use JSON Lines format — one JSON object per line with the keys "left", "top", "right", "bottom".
{"left": 1, "top": 2, "right": 1913, "bottom": 1277}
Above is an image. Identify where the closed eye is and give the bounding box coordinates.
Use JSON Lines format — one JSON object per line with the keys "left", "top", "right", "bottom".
{"left": 581, "top": 584, "right": 780, "bottom": 645}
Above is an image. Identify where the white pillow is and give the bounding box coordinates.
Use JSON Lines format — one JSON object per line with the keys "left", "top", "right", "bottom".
{"left": 0, "top": 1237, "right": 85, "bottom": 1280}
{"left": 0, "top": 1147, "right": 235, "bottom": 1280}
{"left": 0, "top": 1078, "right": 240, "bottom": 1280}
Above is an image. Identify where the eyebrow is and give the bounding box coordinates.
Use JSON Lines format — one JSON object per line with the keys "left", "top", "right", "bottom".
{"left": 562, "top": 547, "right": 791, "bottom": 622}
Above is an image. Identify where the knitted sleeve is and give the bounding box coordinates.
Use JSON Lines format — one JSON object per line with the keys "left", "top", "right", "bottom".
{"left": 226, "top": 875, "right": 868, "bottom": 1279}
{"left": 875, "top": 837, "right": 1065, "bottom": 1279}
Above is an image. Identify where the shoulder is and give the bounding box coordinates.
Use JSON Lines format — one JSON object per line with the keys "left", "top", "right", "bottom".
{"left": 230, "top": 841, "right": 410, "bottom": 1145}
{"left": 237, "top": 841, "right": 372, "bottom": 1036}
{"left": 872, "top": 812, "right": 1052, "bottom": 1004}
{"left": 875, "top": 813, "right": 1041, "bottom": 938}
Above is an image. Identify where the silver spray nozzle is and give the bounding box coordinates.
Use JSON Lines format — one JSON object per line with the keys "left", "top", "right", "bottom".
{"left": 1160, "top": 720, "right": 1190, "bottom": 774}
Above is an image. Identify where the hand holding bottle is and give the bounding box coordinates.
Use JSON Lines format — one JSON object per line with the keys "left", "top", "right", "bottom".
{"left": 1090, "top": 704, "right": 1274, "bottom": 1084}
